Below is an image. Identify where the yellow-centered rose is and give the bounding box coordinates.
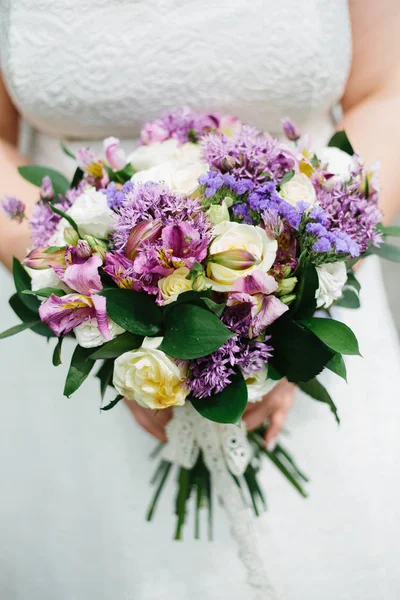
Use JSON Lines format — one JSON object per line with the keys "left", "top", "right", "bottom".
{"left": 206, "top": 222, "right": 277, "bottom": 291}
{"left": 157, "top": 267, "right": 193, "bottom": 305}
{"left": 113, "top": 337, "right": 189, "bottom": 410}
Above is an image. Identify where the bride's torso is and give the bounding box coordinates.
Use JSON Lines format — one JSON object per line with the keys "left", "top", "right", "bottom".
{"left": 1, "top": 0, "right": 351, "bottom": 170}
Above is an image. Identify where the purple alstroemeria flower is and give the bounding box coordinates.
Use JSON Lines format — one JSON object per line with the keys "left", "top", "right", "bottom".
{"left": 161, "top": 222, "right": 209, "bottom": 268}
{"left": 103, "top": 137, "right": 127, "bottom": 171}
{"left": 65, "top": 240, "right": 93, "bottom": 265}
{"left": 103, "top": 252, "right": 159, "bottom": 295}
{"left": 39, "top": 254, "right": 110, "bottom": 340}
{"left": 227, "top": 271, "right": 288, "bottom": 338}
{"left": 125, "top": 219, "right": 163, "bottom": 260}
{"left": 76, "top": 147, "right": 109, "bottom": 189}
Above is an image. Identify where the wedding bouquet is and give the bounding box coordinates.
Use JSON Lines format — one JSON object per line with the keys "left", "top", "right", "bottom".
{"left": 2, "top": 107, "right": 399, "bottom": 596}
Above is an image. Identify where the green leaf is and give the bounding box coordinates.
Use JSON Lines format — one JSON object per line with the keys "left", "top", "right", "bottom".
{"left": 89, "top": 331, "right": 143, "bottom": 359}
{"left": 52, "top": 337, "right": 63, "bottom": 366}
{"left": 114, "top": 163, "right": 135, "bottom": 183}
{"left": 370, "top": 242, "right": 400, "bottom": 263}
{"left": 291, "top": 259, "right": 318, "bottom": 319}
{"left": 60, "top": 141, "right": 76, "bottom": 159}
{"left": 0, "top": 320, "right": 41, "bottom": 339}
{"left": 327, "top": 130, "right": 354, "bottom": 156}
{"left": 99, "top": 288, "right": 162, "bottom": 336}
{"left": 191, "top": 371, "right": 248, "bottom": 424}
{"left": 326, "top": 353, "right": 347, "bottom": 381}
{"left": 95, "top": 360, "right": 115, "bottom": 398}
{"left": 50, "top": 203, "right": 80, "bottom": 235}
{"left": 160, "top": 303, "right": 234, "bottom": 360}
{"left": 12, "top": 257, "right": 40, "bottom": 312}
{"left": 70, "top": 167, "right": 84, "bottom": 189}
{"left": 64, "top": 345, "right": 95, "bottom": 397}
{"left": 300, "top": 317, "right": 361, "bottom": 356}
{"left": 100, "top": 394, "right": 123, "bottom": 411}
{"left": 201, "top": 297, "right": 226, "bottom": 317}
{"left": 18, "top": 165, "right": 70, "bottom": 195}
{"left": 267, "top": 364, "right": 283, "bottom": 380}
{"left": 269, "top": 316, "right": 334, "bottom": 382}
{"left": 9, "top": 294, "right": 55, "bottom": 337}
{"left": 298, "top": 378, "right": 340, "bottom": 424}
{"left": 378, "top": 224, "right": 400, "bottom": 237}
{"left": 23, "top": 287, "right": 65, "bottom": 299}
{"left": 279, "top": 169, "right": 295, "bottom": 185}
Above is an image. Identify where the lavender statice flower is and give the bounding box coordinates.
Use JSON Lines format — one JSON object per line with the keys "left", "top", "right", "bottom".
{"left": 231, "top": 203, "right": 254, "bottom": 224}
{"left": 112, "top": 181, "right": 210, "bottom": 252}
{"left": 202, "top": 125, "right": 297, "bottom": 183}
{"left": 103, "top": 181, "right": 134, "bottom": 211}
{"left": 198, "top": 170, "right": 254, "bottom": 199}
{"left": 187, "top": 336, "right": 273, "bottom": 399}
{"left": 1, "top": 196, "right": 26, "bottom": 223}
{"left": 29, "top": 194, "right": 73, "bottom": 249}
{"left": 248, "top": 182, "right": 281, "bottom": 212}
{"left": 317, "top": 180, "right": 381, "bottom": 253}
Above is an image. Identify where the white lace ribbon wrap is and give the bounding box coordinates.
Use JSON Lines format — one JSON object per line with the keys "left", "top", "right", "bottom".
{"left": 162, "top": 403, "right": 280, "bottom": 600}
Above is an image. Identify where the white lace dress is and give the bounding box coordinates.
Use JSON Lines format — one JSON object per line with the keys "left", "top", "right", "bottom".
{"left": 0, "top": 1, "right": 400, "bottom": 599}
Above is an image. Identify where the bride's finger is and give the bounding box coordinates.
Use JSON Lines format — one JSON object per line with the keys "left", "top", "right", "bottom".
{"left": 242, "top": 400, "right": 274, "bottom": 431}
{"left": 264, "top": 409, "right": 286, "bottom": 450}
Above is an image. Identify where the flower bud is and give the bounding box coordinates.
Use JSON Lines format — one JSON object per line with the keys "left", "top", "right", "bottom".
{"left": 206, "top": 201, "right": 230, "bottom": 225}
{"left": 24, "top": 247, "right": 66, "bottom": 270}
{"left": 64, "top": 227, "right": 80, "bottom": 247}
{"left": 126, "top": 219, "right": 163, "bottom": 260}
{"left": 103, "top": 137, "right": 127, "bottom": 171}
{"left": 66, "top": 240, "right": 93, "bottom": 264}
{"left": 209, "top": 248, "right": 261, "bottom": 270}
{"left": 280, "top": 293, "right": 296, "bottom": 305}
{"left": 192, "top": 273, "right": 209, "bottom": 292}
{"left": 276, "top": 276, "right": 297, "bottom": 296}
{"left": 84, "top": 235, "right": 108, "bottom": 260}
{"left": 281, "top": 118, "right": 301, "bottom": 142}
{"left": 40, "top": 176, "right": 54, "bottom": 201}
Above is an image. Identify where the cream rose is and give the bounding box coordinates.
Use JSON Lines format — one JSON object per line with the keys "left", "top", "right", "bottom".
{"left": 26, "top": 267, "right": 68, "bottom": 293}
{"left": 315, "top": 261, "right": 347, "bottom": 309}
{"left": 280, "top": 173, "right": 317, "bottom": 207}
{"left": 245, "top": 366, "right": 278, "bottom": 403}
{"left": 206, "top": 221, "right": 277, "bottom": 292}
{"left": 157, "top": 267, "right": 193, "bottom": 305}
{"left": 128, "top": 139, "right": 202, "bottom": 171}
{"left": 132, "top": 159, "right": 208, "bottom": 195}
{"left": 74, "top": 318, "right": 125, "bottom": 349}
{"left": 113, "top": 337, "right": 189, "bottom": 409}
{"left": 52, "top": 186, "right": 116, "bottom": 245}
{"left": 318, "top": 147, "right": 357, "bottom": 189}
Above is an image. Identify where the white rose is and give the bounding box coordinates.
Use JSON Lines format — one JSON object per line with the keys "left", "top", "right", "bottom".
{"left": 128, "top": 140, "right": 202, "bottom": 171}
{"left": 157, "top": 267, "right": 193, "bottom": 305}
{"left": 315, "top": 261, "right": 347, "bottom": 309}
{"left": 317, "top": 147, "right": 357, "bottom": 189}
{"left": 26, "top": 267, "right": 68, "bottom": 293}
{"left": 74, "top": 318, "right": 125, "bottom": 349}
{"left": 245, "top": 366, "right": 278, "bottom": 402}
{"left": 206, "top": 201, "right": 230, "bottom": 225}
{"left": 132, "top": 159, "right": 208, "bottom": 195}
{"left": 206, "top": 221, "right": 277, "bottom": 292}
{"left": 280, "top": 173, "right": 317, "bottom": 207}
{"left": 57, "top": 186, "right": 116, "bottom": 241}
{"left": 113, "top": 337, "right": 189, "bottom": 409}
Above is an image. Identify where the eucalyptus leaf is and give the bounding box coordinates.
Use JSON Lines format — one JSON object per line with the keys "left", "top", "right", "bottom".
{"left": 99, "top": 288, "right": 162, "bottom": 336}
{"left": 191, "top": 371, "right": 248, "bottom": 424}
{"left": 18, "top": 165, "right": 70, "bottom": 195}
{"left": 298, "top": 378, "right": 340, "bottom": 424}
{"left": 327, "top": 130, "right": 354, "bottom": 156}
{"left": 60, "top": 141, "right": 76, "bottom": 159}
{"left": 279, "top": 169, "right": 295, "bottom": 185}
{"left": 160, "top": 303, "right": 234, "bottom": 360}
{"left": 378, "top": 224, "right": 400, "bottom": 237}
{"left": 52, "top": 337, "right": 63, "bottom": 366}
{"left": 370, "top": 242, "right": 400, "bottom": 263}
{"left": 95, "top": 360, "right": 115, "bottom": 398}
{"left": 300, "top": 317, "right": 361, "bottom": 356}
{"left": 64, "top": 345, "right": 95, "bottom": 397}
{"left": 9, "top": 294, "right": 55, "bottom": 338}
{"left": 71, "top": 167, "right": 84, "bottom": 189}
{"left": 336, "top": 288, "right": 360, "bottom": 309}
{"left": 90, "top": 331, "right": 143, "bottom": 359}
{"left": 291, "top": 259, "right": 318, "bottom": 320}
{"left": 50, "top": 204, "right": 80, "bottom": 235}
{"left": 23, "top": 287, "right": 65, "bottom": 299}
{"left": 0, "top": 320, "right": 41, "bottom": 339}
{"left": 200, "top": 297, "right": 226, "bottom": 317}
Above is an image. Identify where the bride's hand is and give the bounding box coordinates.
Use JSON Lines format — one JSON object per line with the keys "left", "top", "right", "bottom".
{"left": 242, "top": 378, "right": 295, "bottom": 450}
{"left": 124, "top": 400, "right": 173, "bottom": 442}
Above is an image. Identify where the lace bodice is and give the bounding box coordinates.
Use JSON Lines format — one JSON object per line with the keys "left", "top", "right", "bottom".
{"left": 1, "top": 0, "right": 352, "bottom": 141}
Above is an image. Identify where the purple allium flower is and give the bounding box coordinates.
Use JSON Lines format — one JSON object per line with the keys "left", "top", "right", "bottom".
{"left": 202, "top": 125, "right": 297, "bottom": 184}
{"left": 29, "top": 195, "right": 72, "bottom": 249}
{"left": 281, "top": 118, "right": 301, "bottom": 142}
{"left": 1, "top": 196, "right": 26, "bottom": 223}
{"left": 140, "top": 106, "right": 222, "bottom": 146}
{"left": 187, "top": 336, "right": 273, "bottom": 398}
{"left": 112, "top": 182, "right": 210, "bottom": 253}
{"left": 263, "top": 209, "right": 284, "bottom": 239}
